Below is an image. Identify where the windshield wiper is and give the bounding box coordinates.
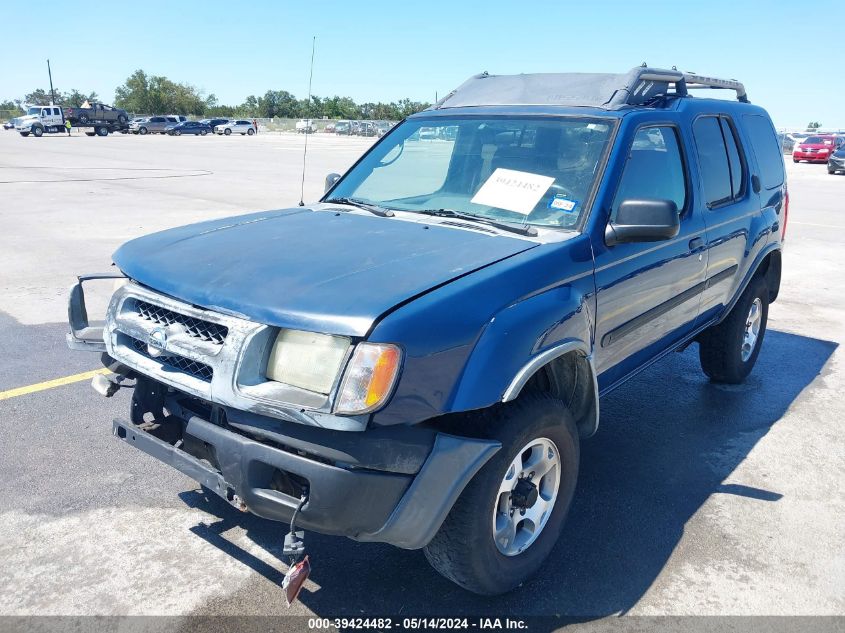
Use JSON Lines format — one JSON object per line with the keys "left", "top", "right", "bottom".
{"left": 325, "top": 197, "right": 395, "bottom": 218}
{"left": 417, "top": 209, "right": 537, "bottom": 237}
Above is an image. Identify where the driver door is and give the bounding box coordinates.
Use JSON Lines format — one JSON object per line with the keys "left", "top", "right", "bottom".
{"left": 592, "top": 124, "right": 707, "bottom": 390}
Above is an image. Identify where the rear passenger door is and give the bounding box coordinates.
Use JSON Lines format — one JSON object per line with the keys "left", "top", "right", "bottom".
{"left": 593, "top": 123, "right": 708, "bottom": 389}
{"left": 692, "top": 114, "right": 769, "bottom": 324}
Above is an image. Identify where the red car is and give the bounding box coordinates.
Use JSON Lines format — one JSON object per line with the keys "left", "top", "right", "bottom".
{"left": 793, "top": 135, "right": 837, "bottom": 163}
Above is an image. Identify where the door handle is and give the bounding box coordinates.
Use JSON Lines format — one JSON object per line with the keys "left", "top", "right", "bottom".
{"left": 689, "top": 237, "right": 704, "bottom": 251}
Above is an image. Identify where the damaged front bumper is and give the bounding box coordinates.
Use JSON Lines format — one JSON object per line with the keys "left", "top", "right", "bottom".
{"left": 113, "top": 396, "right": 499, "bottom": 549}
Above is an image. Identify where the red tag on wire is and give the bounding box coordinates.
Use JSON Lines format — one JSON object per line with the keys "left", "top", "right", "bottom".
{"left": 282, "top": 555, "right": 311, "bottom": 606}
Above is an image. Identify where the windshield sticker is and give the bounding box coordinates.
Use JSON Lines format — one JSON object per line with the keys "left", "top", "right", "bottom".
{"left": 470, "top": 168, "right": 555, "bottom": 215}
{"left": 548, "top": 194, "right": 578, "bottom": 213}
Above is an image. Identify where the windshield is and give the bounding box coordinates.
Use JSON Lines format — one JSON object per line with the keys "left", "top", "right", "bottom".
{"left": 327, "top": 116, "right": 614, "bottom": 228}
{"left": 27, "top": 107, "right": 41, "bottom": 116}
{"left": 804, "top": 136, "right": 832, "bottom": 145}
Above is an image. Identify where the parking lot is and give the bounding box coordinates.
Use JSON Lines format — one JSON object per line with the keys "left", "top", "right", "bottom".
{"left": 0, "top": 131, "right": 843, "bottom": 622}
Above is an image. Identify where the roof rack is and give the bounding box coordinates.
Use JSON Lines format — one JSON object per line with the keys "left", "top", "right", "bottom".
{"left": 612, "top": 66, "right": 748, "bottom": 106}
{"left": 430, "top": 66, "right": 748, "bottom": 111}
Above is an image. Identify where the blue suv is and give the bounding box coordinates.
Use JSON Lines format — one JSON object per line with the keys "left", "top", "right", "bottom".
{"left": 67, "top": 66, "right": 787, "bottom": 595}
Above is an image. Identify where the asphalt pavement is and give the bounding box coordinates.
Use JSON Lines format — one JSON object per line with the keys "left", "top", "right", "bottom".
{"left": 0, "top": 130, "right": 842, "bottom": 626}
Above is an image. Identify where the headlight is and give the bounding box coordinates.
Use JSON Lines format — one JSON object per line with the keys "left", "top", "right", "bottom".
{"left": 266, "top": 329, "right": 350, "bottom": 395}
{"left": 335, "top": 343, "right": 402, "bottom": 415}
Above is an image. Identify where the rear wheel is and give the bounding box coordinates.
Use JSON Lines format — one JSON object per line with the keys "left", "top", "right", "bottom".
{"left": 200, "top": 130, "right": 207, "bottom": 136}
{"left": 139, "top": 127, "right": 148, "bottom": 135}
{"left": 118, "top": 114, "right": 127, "bottom": 124}
{"left": 698, "top": 275, "right": 769, "bottom": 384}
{"left": 78, "top": 114, "right": 89, "bottom": 124}
{"left": 423, "top": 393, "right": 579, "bottom": 595}
{"left": 247, "top": 128, "right": 255, "bottom": 136}
{"left": 19, "top": 132, "right": 29, "bottom": 137}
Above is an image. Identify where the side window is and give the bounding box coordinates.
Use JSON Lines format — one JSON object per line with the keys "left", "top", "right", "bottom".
{"left": 720, "top": 117, "right": 745, "bottom": 199}
{"left": 742, "top": 114, "right": 785, "bottom": 190}
{"left": 693, "top": 116, "right": 732, "bottom": 207}
{"left": 612, "top": 126, "right": 687, "bottom": 220}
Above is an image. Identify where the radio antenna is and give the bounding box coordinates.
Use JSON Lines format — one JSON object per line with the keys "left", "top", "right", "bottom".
{"left": 298, "top": 36, "right": 316, "bottom": 207}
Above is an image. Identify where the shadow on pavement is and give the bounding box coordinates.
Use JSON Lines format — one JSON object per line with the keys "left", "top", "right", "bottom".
{"left": 182, "top": 329, "right": 836, "bottom": 620}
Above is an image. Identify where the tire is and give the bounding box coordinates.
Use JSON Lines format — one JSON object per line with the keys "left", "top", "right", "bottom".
{"left": 200, "top": 130, "right": 207, "bottom": 136}
{"left": 224, "top": 128, "right": 232, "bottom": 135}
{"left": 96, "top": 126, "right": 108, "bottom": 136}
{"left": 793, "top": 158, "right": 799, "bottom": 163}
{"left": 139, "top": 127, "right": 148, "bottom": 135}
{"left": 19, "top": 132, "right": 29, "bottom": 137}
{"left": 79, "top": 114, "right": 89, "bottom": 124}
{"left": 247, "top": 128, "right": 254, "bottom": 136}
{"left": 32, "top": 126, "right": 43, "bottom": 137}
{"left": 423, "top": 393, "right": 579, "bottom": 595}
{"left": 829, "top": 168, "right": 836, "bottom": 174}
{"left": 698, "top": 275, "right": 769, "bottom": 384}
{"left": 174, "top": 130, "right": 181, "bottom": 136}
{"left": 118, "top": 114, "right": 127, "bottom": 124}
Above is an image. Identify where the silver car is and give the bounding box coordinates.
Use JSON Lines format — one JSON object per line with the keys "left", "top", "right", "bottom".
{"left": 215, "top": 120, "right": 255, "bottom": 136}
{"left": 130, "top": 116, "right": 172, "bottom": 135}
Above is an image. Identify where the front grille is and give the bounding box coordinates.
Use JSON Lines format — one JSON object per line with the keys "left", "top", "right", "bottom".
{"left": 135, "top": 300, "right": 228, "bottom": 345}
{"left": 131, "top": 337, "right": 214, "bottom": 382}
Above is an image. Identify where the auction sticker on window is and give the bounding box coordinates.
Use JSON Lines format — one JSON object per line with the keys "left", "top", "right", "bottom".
{"left": 471, "top": 168, "right": 555, "bottom": 215}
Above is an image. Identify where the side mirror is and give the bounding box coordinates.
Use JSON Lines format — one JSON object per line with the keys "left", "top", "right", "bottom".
{"left": 605, "top": 199, "right": 680, "bottom": 246}
{"left": 324, "top": 173, "right": 341, "bottom": 193}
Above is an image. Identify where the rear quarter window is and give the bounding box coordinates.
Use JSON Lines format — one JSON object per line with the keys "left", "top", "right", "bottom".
{"left": 742, "top": 115, "right": 785, "bottom": 190}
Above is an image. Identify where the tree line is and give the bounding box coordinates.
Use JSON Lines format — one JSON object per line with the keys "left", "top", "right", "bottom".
{"left": 4, "top": 69, "right": 430, "bottom": 120}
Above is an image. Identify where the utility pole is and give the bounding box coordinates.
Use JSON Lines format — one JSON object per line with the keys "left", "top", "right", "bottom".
{"left": 47, "top": 59, "right": 56, "bottom": 105}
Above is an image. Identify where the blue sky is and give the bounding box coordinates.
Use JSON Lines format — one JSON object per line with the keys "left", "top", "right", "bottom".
{"left": 2, "top": 0, "right": 842, "bottom": 129}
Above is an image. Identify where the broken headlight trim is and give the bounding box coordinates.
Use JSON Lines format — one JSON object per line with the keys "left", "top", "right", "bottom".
{"left": 266, "top": 329, "right": 350, "bottom": 395}
{"left": 334, "top": 343, "right": 402, "bottom": 415}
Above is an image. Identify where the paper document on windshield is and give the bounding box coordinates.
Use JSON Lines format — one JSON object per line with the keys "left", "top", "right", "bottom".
{"left": 471, "top": 168, "right": 555, "bottom": 215}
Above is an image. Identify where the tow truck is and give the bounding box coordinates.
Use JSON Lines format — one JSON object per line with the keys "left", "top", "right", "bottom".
{"left": 16, "top": 103, "right": 130, "bottom": 137}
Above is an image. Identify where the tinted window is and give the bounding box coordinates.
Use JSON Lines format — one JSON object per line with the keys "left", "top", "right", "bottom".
{"left": 742, "top": 115, "right": 785, "bottom": 190}
{"left": 612, "top": 126, "right": 687, "bottom": 218}
{"left": 804, "top": 136, "right": 833, "bottom": 144}
{"left": 693, "top": 116, "right": 732, "bottom": 207}
{"left": 720, "top": 118, "right": 745, "bottom": 199}
{"left": 151, "top": 117, "right": 164, "bottom": 122}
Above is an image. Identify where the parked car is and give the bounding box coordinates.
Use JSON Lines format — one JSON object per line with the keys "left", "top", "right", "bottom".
{"left": 295, "top": 119, "right": 316, "bottom": 134}
{"left": 130, "top": 117, "right": 171, "bottom": 135}
{"left": 67, "top": 66, "right": 786, "bottom": 597}
{"left": 64, "top": 102, "right": 129, "bottom": 126}
{"left": 324, "top": 122, "right": 336, "bottom": 133}
{"left": 374, "top": 121, "right": 391, "bottom": 137}
{"left": 166, "top": 121, "right": 212, "bottom": 136}
{"left": 828, "top": 145, "right": 845, "bottom": 174}
{"left": 4, "top": 117, "right": 19, "bottom": 130}
{"left": 793, "top": 135, "right": 836, "bottom": 162}
{"left": 358, "top": 121, "right": 376, "bottom": 137}
{"left": 200, "top": 118, "right": 229, "bottom": 130}
{"left": 215, "top": 120, "right": 255, "bottom": 135}
{"left": 335, "top": 120, "right": 351, "bottom": 135}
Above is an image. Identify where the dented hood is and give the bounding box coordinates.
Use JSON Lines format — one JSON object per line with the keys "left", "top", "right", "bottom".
{"left": 113, "top": 207, "right": 536, "bottom": 337}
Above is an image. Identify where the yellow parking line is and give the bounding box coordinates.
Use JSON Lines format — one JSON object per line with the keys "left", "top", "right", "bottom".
{"left": 0, "top": 368, "right": 109, "bottom": 402}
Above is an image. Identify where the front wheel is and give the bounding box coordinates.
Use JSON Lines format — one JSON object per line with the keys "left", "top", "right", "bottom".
{"left": 423, "top": 394, "right": 579, "bottom": 595}
{"left": 19, "top": 132, "right": 29, "bottom": 137}
{"left": 174, "top": 130, "right": 181, "bottom": 136}
{"left": 138, "top": 127, "right": 148, "bottom": 135}
{"left": 698, "top": 275, "right": 769, "bottom": 383}
{"left": 224, "top": 128, "right": 232, "bottom": 135}
{"left": 78, "top": 114, "right": 89, "bottom": 124}
{"left": 32, "top": 126, "right": 43, "bottom": 137}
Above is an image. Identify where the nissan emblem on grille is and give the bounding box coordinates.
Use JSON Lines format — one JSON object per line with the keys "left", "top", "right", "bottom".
{"left": 147, "top": 327, "right": 168, "bottom": 358}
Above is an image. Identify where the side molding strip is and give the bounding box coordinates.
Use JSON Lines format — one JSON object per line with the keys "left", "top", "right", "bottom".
{"left": 601, "top": 265, "right": 738, "bottom": 348}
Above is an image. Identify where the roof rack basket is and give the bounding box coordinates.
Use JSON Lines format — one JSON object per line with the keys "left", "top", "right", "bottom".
{"left": 613, "top": 66, "right": 748, "bottom": 107}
